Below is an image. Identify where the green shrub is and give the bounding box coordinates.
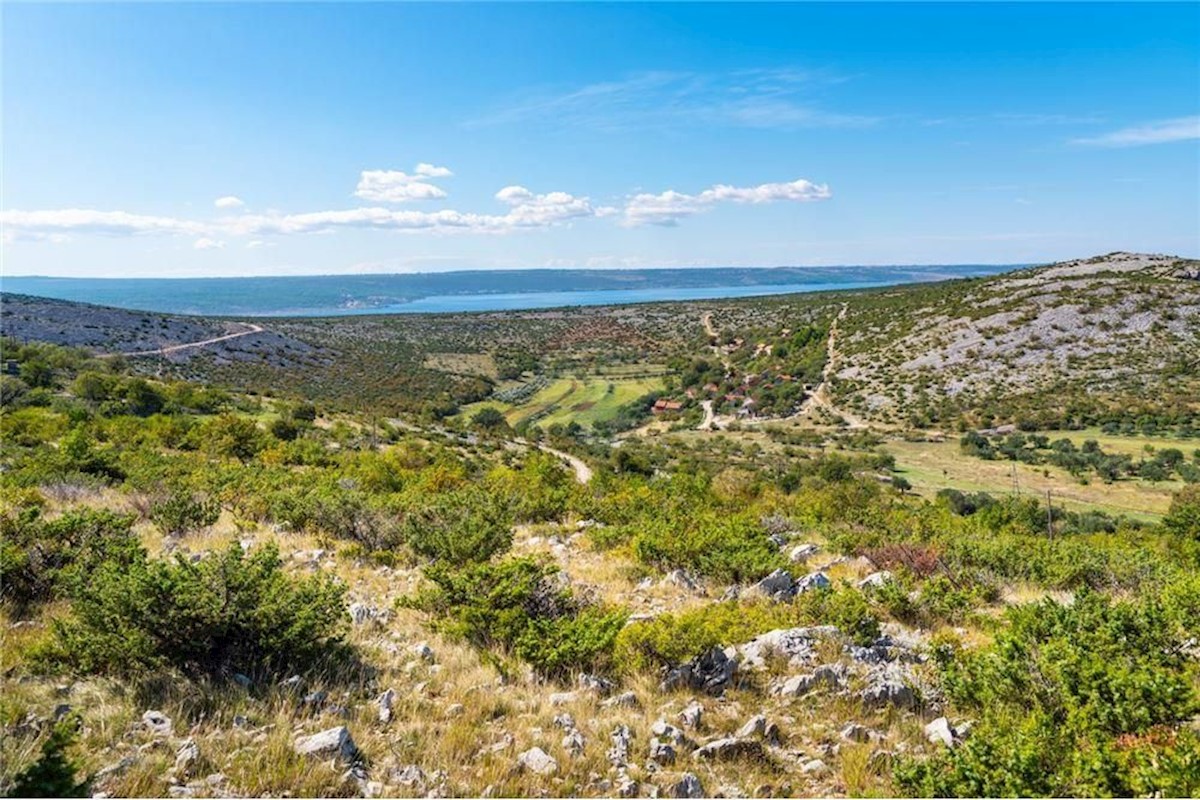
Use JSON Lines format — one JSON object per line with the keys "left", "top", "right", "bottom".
{"left": 149, "top": 488, "right": 221, "bottom": 536}
{"left": 897, "top": 589, "right": 1199, "bottom": 796}
{"left": 405, "top": 556, "right": 624, "bottom": 678}
{"left": 0, "top": 508, "right": 141, "bottom": 613}
{"left": 47, "top": 542, "right": 348, "bottom": 680}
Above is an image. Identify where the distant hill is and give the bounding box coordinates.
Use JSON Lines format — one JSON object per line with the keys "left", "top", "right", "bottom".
{"left": 3, "top": 252, "right": 1196, "bottom": 427}
{"left": 830, "top": 252, "right": 1200, "bottom": 427}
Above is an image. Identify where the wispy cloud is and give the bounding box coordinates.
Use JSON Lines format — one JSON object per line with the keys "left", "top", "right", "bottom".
{"left": 624, "top": 178, "right": 831, "bottom": 227}
{"left": 214, "top": 195, "right": 245, "bottom": 210}
{"left": 1072, "top": 116, "right": 1200, "bottom": 148}
{"left": 467, "top": 69, "right": 876, "bottom": 132}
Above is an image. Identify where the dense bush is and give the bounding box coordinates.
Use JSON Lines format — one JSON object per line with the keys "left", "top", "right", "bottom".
{"left": 405, "top": 557, "right": 624, "bottom": 678}
{"left": 46, "top": 542, "right": 348, "bottom": 680}
{"left": 0, "top": 508, "right": 141, "bottom": 613}
{"left": 3, "top": 718, "right": 90, "bottom": 798}
{"left": 896, "top": 590, "right": 1199, "bottom": 796}
{"left": 149, "top": 488, "right": 221, "bottom": 536}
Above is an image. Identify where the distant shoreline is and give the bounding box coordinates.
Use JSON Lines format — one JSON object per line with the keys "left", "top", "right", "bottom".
{"left": 0, "top": 264, "right": 1017, "bottom": 317}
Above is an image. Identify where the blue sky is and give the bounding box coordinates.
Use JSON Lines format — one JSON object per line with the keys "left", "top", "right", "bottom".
{"left": 2, "top": 2, "right": 1198, "bottom": 277}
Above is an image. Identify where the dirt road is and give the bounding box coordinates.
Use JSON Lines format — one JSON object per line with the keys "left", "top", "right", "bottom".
{"left": 115, "top": 323, "right": 265, "bottom": 357}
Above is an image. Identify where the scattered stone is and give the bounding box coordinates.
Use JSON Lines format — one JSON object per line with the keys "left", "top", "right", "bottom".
{"left": 601, "top": 691, "right": 639, "bottom": 709}
{"left": 444, "top": 704, "right": 465, "bottom": 718}
{"left": 233, "top": 673, "right": 252, "bottom": 689}
{"left": 52, "top": 704, "right": 72, "bottom": 721}
{"left": 95, "top": 756, "right": 138, "bottom": 780}
{"left": 377, "top": 689, "right": 396, "bottom": 723}
{"left": 294, "top": 726, "right": 358, "bottom": 761}
{"left": 517, "top": 747, "right": 558, "bottom": 776}
{"left": 303, "top": 690, "right": 328, "bottom": 708}
{"left": 788, "top": 544, "right": 820, "bottom": 563}
{"left": 608, "top": 725, "right": 633, "bottom": 767}
{"left": 648, "top": 739, "right": 677, "bottom": 765}
{"left": 348, "top": 603, "right": 377, "bottom": 626}
{"left": 840, "top": 723, "right": 873, "bottom": 743}
{"left": 857, "top": 571, "right": 894, "bottom": 589}
{"left": 860, "top": 678, "right": 918, "bottom": 711}
{"left": 679, "top": 701, "right": 704, "bottom": 729}
{"left": 553, "top": 713, "right": 576, "bottom": 730}
{"left": 562, "top": 730, "right": 586, "bottom": 756}
{"left": 692, "top": 737, "right": 763, "bottom": 762}
{"left": 174, "top": 739, "right": 200, "bottom": 776}
{"left": 389, "top": 765, "right": 426, "bottom": 789}
{"left": 801, "top": 758, "right": 828, "bottom": 775}
{"left": 671, "top": 772, "right": 705, "bottom": 798}
{"left": 661, "top": 646, "right": 738, "bottom": 696}
{"left": 616, "top": 772, "right": 639, "bottom": 797}
{"left": 795, "top": 571, "right": 831, "bottom": 593}
{"left": 735, "top": 715, "right": 767, "bottom": 739}
{"left": 550, "top": 691, "right": 580, "bottom": 706}
{"left": 282, "top": 675, "right": 303, "bottom": 690}
{"left": 664, "top": 569, "right": 699, "bottom": 591}
{"left": 412, "top": 642, "right": 435, "bottom": 661}
{"left": 925, "top": 717, "right": 955, "bottom": 748}
{"left": 752, "top": 568, "right": 796, "bottom": 601}
{"left": 141, "top": 710, "right": 173, "bottom": 737}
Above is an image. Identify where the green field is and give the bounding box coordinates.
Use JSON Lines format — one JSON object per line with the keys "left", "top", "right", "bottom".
{"left": 460, "top": 374, "right": 663, "bottom": 429}
{"left": 885, "top": 436, "right": 1191, "bottom": 522}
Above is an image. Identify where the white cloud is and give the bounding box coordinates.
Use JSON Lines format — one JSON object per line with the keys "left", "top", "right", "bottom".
{"left": 1072, "top": 116, "right": 1200, "bottom": 148}
{"left": 193, "top": 237, "right": 226, "bottom": 250}
{"left": 214, "top": 195, "right": 245, "bottom": 209}
{"left": 415, "top": 163, "right": 453, "bottom": 178}
{"left": 354, "top": 164, "right": 452, "bottom": 203}
{"left": 624, "top": 178, "right": 831, "bottom": 226}
{"left": 0, "top": 209, "right": 205, "bottom": 240}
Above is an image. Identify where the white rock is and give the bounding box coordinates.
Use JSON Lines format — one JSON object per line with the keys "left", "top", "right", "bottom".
{"left": 142, "top": 710, "right": 173, "bottom": 737}
{"left": 174, "top": 739, "right": 200, "bottom": 775}
{"left": 517, "top": 747, "right": 558, "bottom": 776}
{"left": 788, "top": 544, "right": 820, "bottom": 563}
{"left": 679, "top": 701, "right": 703, "bottom": 729}
{"left": 801, "top": 758, "right": 828, "bottom": 775}
{"left": 377, "top": 688, "right": 396, "bottom": 723}
{"left": 294, "top": 726, "right": 357, "bottom": 761}
{"left": 795, "top": 571, "right": 831, "bottom": 593}
{"left": 735, "top": 715, "right": 767, "bottom": 739}
{"left": 857, "top": 571, "right": 894, "bottom": 589}
{"left": 925, "top": 716, "right": 955, "bottom": 748}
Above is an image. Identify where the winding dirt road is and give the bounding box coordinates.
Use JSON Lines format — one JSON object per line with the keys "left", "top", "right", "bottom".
{"left": 115, "top": 323, "right": 265, "bottom": 358}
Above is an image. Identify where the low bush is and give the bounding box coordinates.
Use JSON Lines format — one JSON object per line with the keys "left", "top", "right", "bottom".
{"left": 45, "top": 542, "right": 349, "bottom": 680}
{"left": 404, "top": 556, "right": 624, "bottom": 678}
{"left": 896, "top": 589, "right": 1199, "bottom": 796}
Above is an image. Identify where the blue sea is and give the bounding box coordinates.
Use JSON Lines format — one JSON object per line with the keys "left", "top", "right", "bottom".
{"left": 1, "top": 264, "right": 1017, "bottom": 317}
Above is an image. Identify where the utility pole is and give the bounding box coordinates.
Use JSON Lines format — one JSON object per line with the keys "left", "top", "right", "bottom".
{"left": 1045, "top": 488, "right": 1054, "bottom": 540}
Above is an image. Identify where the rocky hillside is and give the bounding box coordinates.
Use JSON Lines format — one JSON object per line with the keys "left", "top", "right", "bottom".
{"left": 830, "top": 252, "right": 1200, "bottom": 427}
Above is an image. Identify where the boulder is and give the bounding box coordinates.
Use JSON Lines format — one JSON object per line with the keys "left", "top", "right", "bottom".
{"left": 692, "top": 737, "right": 764, "bottom": 762}
{"left": 788, "top": 544, "right": 820, "bottom": 563}
{"left": 839, "top": 723, "right": 873, "bottom": 743}
{"left": 801, "top": 758, "right": 828, "bottom": 775}
{"left": 924, "top": 717, "right": 955, "bottom": 748}
{"left": 517, "top": 747, "right": 558, "bottom": 776}
{"left": 141, "top": 710, "right": 173, "bottom": 737}
{"left": 412, "top": 642, "right": 435, "bottom": 662}
{"left": 735, "top": 715, "right": 767, "bottom": 739}
{"left": 388, "top": 765, "right": 426, "bottom": 790}
{"left": 857, "top": 571, "right": 893, "bottom": 589}
{"left": 649, "top": 738, "right": 677, "bottom": 765}
{"left": 347, "top": 603, "right": 378, "bottom": 626}
{"left": 671, "top": 773, "right": 705, "bottom": 798}
{"left": 661, "top": 646, "right": 737, "bottom": 696}
{"left": 679, "top": 701, "right": 704, "bottom": 729}
{"left": 294, "top": 726, "right": 357, "bottom": 761}
{"left": 377, "top": 688, "right": 396, "bottom": 723}
{"left": 664, "top": 569, "right": 699, "bottom": 591}
{"left": 601, "top": 691, "right": 639, "bottom": 709}
{"left": 752, "top": 569, "right": 796, "bottom": 601}
{"left": 608, "top": 725, "right": 633, "bottom": 767}
{"left": 795, "top": 571, "right": 831, "bottom": 593}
